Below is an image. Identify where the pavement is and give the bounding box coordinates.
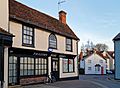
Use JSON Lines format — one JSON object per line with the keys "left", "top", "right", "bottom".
{"left": 22, "top": 80, "right": 102, "bottom": 88}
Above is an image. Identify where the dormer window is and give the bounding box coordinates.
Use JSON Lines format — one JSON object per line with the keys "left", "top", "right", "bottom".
{"left": 49, "top": 34, "right": 57, "bottom": 49}
{"left": 22, "top": 25, "right": 34, "bottom": 47}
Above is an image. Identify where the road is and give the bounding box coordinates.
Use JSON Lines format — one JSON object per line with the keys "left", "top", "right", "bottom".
{"left": 8, "top": 74, "right": 120, "bottom": 88}
{"left": 79, "top": 74, "right": 120, "bottom": 88}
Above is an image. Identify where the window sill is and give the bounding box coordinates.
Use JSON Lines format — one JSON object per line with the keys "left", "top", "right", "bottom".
{"left": 22, "top": 43, "right": 35, "bottom": 48}
{"left": 63, "top": 71, "right": 75, "bottom": 73}
{"left": 66, "top": 50, "right": 73, "bottom": 52}
{"left": 49, "top": 47, "right": 57, "bottom": 50}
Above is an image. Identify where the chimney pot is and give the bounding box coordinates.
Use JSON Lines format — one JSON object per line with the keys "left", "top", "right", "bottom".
{"left": 59, "top": 10, "right": 67, "bottom": 24}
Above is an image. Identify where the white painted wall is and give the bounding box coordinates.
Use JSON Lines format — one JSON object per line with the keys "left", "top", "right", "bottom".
{"left": 85, "top": 54, "right": 106, "bottom": 74}
{"left": 106, "top": 58, "right": 110, "bottom": 70}
{"left": 80, "top": 60, "right": 84, "bottom": 69}
{"left": 0, "top": 0, "right": 8, "bottom": 30}
{"left": 114, "top": 41, "right": 120, "bottom": 79}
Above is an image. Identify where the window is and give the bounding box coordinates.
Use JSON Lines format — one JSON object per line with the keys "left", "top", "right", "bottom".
{"left": 63, "top": 58, "right": 74, "bottom": 73}
{"left": 9, "top": 56, "right": 17, "bottom": 84}
{"left": 20, "top": 57, "right": 34, "bottom": 76}
{"left": 22, "top": 25, "right": 34, "bottom": 47}
{"left": 35, "top": 58, "right": 47, "bottom": 75}
{"left": 88, "top": 60, "right": 92, "bottom": 63}
{"left": 88, "top": 67, "right": 92, "bottom": 70}
{"left": 66, "top": 38, "right": 72, "bottom": 51}
{"left": 49, "top": 34, "right": 57, "bottom": 49}
{"left": 20, "top": 57, "right": 47, "bottom": 76}
{"left": 95, "top": 64, "right": 101, "bottom": 71}
{"left": 100, "top": 60, "right": 103, "bottom": 63}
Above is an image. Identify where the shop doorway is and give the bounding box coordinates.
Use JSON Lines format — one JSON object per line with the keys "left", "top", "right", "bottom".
{"left": 51, "top": 58, "right": 59, "bottom": 81}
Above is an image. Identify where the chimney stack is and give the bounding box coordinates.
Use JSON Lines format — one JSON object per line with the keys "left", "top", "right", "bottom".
{"left": 59, "top": 10, "right": 67, "bottom": 24}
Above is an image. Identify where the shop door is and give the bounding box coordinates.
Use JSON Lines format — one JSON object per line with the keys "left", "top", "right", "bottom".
{"left": 51, "top": 58, "right": 59, "bottom": 81}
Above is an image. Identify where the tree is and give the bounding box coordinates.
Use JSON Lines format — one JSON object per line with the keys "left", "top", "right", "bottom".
{"left": 95, "top": 43, "right": 108, "bottom": 51}
{"left": 80, "top": 40, "right": 95, "bottom": 55}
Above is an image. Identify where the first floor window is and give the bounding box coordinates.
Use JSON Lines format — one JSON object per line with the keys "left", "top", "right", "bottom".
{"left": 88, "top": 67, "right": 92, "bottom": 70}
{"left": 66, "top": 38, "right": 72, "bottom": 51}
{"left": 63, "top": 58, "right": 74, "bottom": 73}
{"left": 49, "top": 34, "right": 57, "bottom": 49}
{"left": 88, "top": 60, "right": 92, "bottom": 63}
{"left": 22, "top": 25, "right": 34, "bottom": 47}
{"left": 100, "top": 60, "right": 103, "bottom": 63}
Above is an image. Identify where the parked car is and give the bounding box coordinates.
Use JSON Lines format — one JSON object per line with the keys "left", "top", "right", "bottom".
{"left": 107, "top": 70, "right": 113, "bottom": 74}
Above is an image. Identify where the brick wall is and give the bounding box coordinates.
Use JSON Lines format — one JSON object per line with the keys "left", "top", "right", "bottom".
{"left": 20, "top": 76, "right": 47, "bottom": 85}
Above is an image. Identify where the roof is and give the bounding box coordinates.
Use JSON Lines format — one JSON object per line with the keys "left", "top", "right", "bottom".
{"left": 9, "top": 0, "right": 79, "bottom": 40}
{"left": 82, "top": 51, "right": 106, "bottom": 60}
{"left": 113, "top": 33, "right": 120, "bottom": 41}
{"left": 79, "top": 52, "right": 83, "bottom": 61}
{"left": 0, "top": 27, "right": 14, "bottom": 37}
{"left": 107, "top": 51, "right": 114, "bottom": 59}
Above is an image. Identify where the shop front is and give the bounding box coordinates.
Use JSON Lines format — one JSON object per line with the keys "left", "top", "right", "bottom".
{"left": 8, "top": 47, "right": 49, "bottom": 85}
{"left": 8, "top": 47, "right": 78, "bottom": 85}
{"left": 50, "top": 53, "right": 77, "bottom": 81}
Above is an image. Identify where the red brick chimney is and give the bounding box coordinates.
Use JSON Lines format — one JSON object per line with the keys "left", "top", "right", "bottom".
{"left": 59, "top": 10, "right": 67, "bottom": 24}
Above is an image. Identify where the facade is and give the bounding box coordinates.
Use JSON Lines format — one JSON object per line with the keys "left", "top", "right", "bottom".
{"left": 0, "top": 0, "right": 9, "bottom": 30}
{"left": 7, "top": 0, "right": 79, "bottom": 86}
{"left": 80, "top": 51, "right": 106, "bottom": 75}
{"left": 102, "top": 51, "right": 114, "bottom": 72}
{"left": 0, "top": 0, "right": 14, "bottom": 88}
{"left": 113, "top": 33, "right": 120, "bottom": 79}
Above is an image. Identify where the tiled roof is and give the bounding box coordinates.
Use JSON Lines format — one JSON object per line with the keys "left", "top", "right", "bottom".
{"left": 79, "top": 52, "right": 83, "bottom": 61}
{"left": 83, "top": 51, "right": 106, "bottom": 60}
{"left": 9, "top": 0, "right": 79, "bottom": 40}
{"left": 113, "top": 33, "right": 120, "bottom": 41}
{"left": 0, "top": 27, "right": 14, "bottom": 36}
{"left": 107, "top": 51, "right": 114, "bottom": 59}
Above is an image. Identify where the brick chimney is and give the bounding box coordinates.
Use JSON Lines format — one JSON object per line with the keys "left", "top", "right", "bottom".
{"left": 59, "top": 10, "right": 67, "bottom": 24}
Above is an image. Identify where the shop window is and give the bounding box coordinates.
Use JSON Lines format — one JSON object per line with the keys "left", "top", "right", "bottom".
{"left": 8, "top": 56, "right": 17, "bottom": 85}
{"left": 62, "top": 58, "right": 74, "bottom": 73}
{"left": 20, "top": 57, "right": 34, "bottom": 76}
{"left": 49, "top": 34, "right": 57, "bottom": 49}
{"left": 66, "top": 38, "right": 72, "bottom": 51}
{"left": 22, "top": 25, "right": 34, "bottom": 47}
{"left": 35, "top": 58, "right": 47, "bottom": 75}
{"left": 20, "top": 57, "right": 47, "bottom": 76}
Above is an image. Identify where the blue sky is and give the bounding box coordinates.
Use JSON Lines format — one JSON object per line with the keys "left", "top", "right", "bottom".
{"left": 16, "top": 0, "right": 120, "bottom": 51}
